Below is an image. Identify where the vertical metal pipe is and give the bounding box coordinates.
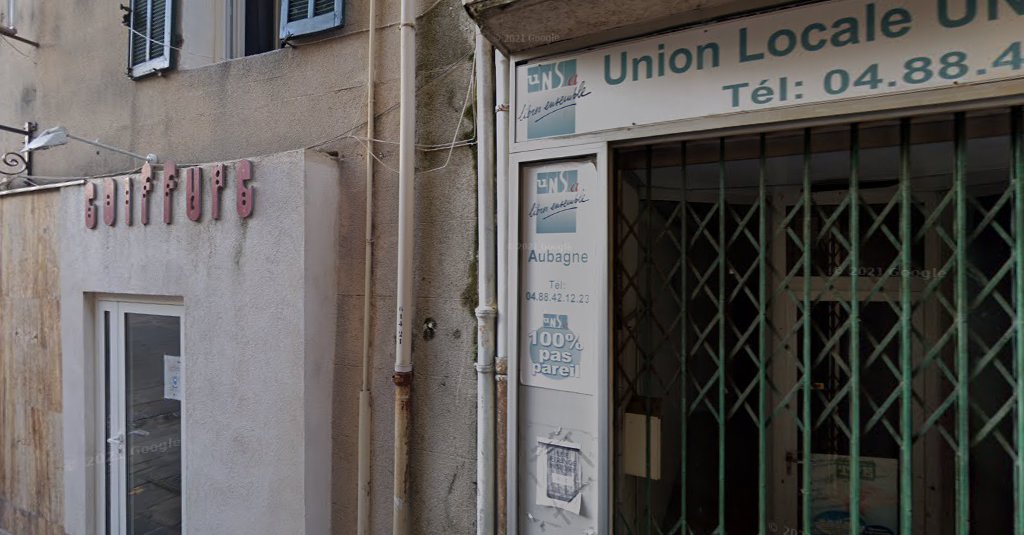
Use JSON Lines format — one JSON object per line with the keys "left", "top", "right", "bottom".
{"left": 849, "top": 123, "right": 862, "bottom": 535}
{"left": 474, "top": 30, "right": 497, "bottom": 535}
{"left": 679, "top": 141, "right": 689, "bottom": 534}
{"left": 758, "top": 134, "right": 768, "bottom": 535}
{"left": 356, "top": 0, "right": 378, "bottom": 528}
{"left": 1012, "top": 105, "right": 1024, "bottom": 535}
{"left": 5, "top": 0, "right": 13, "bottom": 29}
{"left": 954, "top": 111, "right": 969, "bottom": 535}
{"left": 494, "top": 48, "right": 510, "bottom": 535}
{"left": 392, "top": 0, "right": 417, "bottom": 529}
{"left": 801, "top": 128, "right": 813, "bottom": 532}
{"left": 718, "top": 137, "right": 727, "bottom": 533}
{"left": 23, "top": 122, "right": 33, "bottom": 177}
{"left": 495, "top": 364, "right": 508, "bottom": 535}
{"left": 899, "top": 118, "right": 914, "bottom": 535}
{"left": 393, "top": 377, "right": 412, "bottom": 534}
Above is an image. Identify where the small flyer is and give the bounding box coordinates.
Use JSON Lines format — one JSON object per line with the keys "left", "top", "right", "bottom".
{"left": 535, "top": 436, "right": 584, "bottom": 515}
{"left": 810, "top": 454, "right": 898, "bottom": 535}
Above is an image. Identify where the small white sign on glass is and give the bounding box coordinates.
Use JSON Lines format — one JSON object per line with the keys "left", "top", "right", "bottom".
{"left": 164, "top": 355, "right": 182, "bottom": 401}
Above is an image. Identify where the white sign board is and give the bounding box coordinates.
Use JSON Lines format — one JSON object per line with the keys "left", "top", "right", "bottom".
{"left": 519, "top": 159, "right": 602, "bottom": 395}
{"left": 515, "top": 0, "right": 1024, "bottom": 141}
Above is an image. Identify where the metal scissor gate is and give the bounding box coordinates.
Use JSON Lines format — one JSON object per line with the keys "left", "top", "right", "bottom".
{"left": 613, "top": 107, "right": 1024, "bottom": 535}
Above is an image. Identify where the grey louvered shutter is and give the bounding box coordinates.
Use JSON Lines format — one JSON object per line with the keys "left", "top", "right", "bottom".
{"left": 279, "top": 0, "right": 343, "bottom": 40}
{"left": 128, "top": 0, "right": 173, "bottom": 78}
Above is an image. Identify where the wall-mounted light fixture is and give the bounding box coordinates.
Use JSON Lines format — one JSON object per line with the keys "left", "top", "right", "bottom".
{"left": 23, "top": 126, "right": 159, "bottom": 164}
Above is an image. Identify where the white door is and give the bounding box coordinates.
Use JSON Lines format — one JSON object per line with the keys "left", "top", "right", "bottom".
{"left": 97, "top": 301, "right": 185, "bottom": 535}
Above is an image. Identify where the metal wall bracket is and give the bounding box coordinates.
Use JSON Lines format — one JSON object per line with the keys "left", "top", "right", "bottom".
{"left": 1, "top": 121, "right": 35, "bottom": 177}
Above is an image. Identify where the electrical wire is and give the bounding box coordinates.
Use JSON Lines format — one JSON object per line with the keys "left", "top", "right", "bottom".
{"left": 128, "top": 26, "right": 220, "bottom": 61}
{"left": 0, "top": 33, "right": 34, "bottom": 62}
{"left": 285, "top": 0, "right": 448, "bottom": 47}
{"left": 13, "top": 16, "right": 477, "bottom": 184}
{"left": 419, "top": 51, "right": 476, "bottom": 174}
{"left": 320, "top": 50, "right": 477, "bottom": 176}
{"left": 304, "top": 49, "right": 474, "bottom": 151}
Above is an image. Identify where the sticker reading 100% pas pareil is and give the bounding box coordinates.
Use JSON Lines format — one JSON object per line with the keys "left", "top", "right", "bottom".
{"left": 528, "top": 314, "right": 584, "bottom": 380}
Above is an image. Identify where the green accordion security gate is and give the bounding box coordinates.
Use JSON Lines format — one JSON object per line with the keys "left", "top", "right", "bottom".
{"left": 613, "top": 107, "right": 1024, "bottom": 535}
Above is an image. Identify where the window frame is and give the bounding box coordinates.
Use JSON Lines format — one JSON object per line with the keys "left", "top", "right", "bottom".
{"left": 129, "top": 0, "right": 174, "bottom": 79}
{"left": 278, "top": 0, "right": 343, "bottom": 41}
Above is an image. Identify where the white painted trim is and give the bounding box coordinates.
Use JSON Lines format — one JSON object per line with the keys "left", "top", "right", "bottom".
{"left": 93, "top": 300, "right": 114, "bottom": 535}
{"left": 507, "top": 142, "right": 609, "bottom": 535}
{"left": 223, "top": 0, "right": 246, "bottom": 60}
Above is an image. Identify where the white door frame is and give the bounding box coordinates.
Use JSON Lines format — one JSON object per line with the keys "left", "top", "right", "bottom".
{"left": 766, "top": 188, "right": 939, "bottom": 534}
{"left": 94, "top": 299, "right": 186, "bottom": 535}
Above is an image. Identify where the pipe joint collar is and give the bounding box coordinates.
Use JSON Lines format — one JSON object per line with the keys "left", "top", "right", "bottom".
{"left": 475, "top": 306, "right": 497, "bottom": 319}
{"left": 393, "top": 371, "right": 414, "bottom": 386}
{"left": 475, "top": 362, "right": 495, "bottom": 374}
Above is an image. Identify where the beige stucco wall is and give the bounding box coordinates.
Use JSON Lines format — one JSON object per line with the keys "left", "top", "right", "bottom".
{"left": 1, "top": 0, "right": 482, "bottom": 534}
{"left": 0, "top": 189, "right": 63, "bottom": 535}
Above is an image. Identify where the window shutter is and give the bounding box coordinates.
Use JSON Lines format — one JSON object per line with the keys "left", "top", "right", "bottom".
{"left": 128, "top": 0, "right": 173, "bottom": 78}
{"left": 279, "top": 0, "right": 343, "bottom": 40}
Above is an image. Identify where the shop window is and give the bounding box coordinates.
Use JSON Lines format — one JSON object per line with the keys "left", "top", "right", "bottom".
{"left": 613, "top": 107, "right": 1023, "bottom": 534}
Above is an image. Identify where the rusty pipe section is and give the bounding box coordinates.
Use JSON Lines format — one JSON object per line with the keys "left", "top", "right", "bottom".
{"left": 392, "top": 372, "right": 413, "bottom": 534}
{"left": 495, "top": 357, "right": 508, "bottom": 535}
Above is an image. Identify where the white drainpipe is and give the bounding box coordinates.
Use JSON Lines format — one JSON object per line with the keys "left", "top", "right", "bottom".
{"left": 392, "top": 0, "right": 416, "bottom": 529}
{"left": 493, "top": 48, "right": 510, "bottom": 535}
{"left": 475, "top": 30, "right": 497, "bottom": 535}
{"left": 5, "top": 0, "right": 13, "bottom": 29}
{"left": 356, "top": 0, "right": 378, "bottom": 530}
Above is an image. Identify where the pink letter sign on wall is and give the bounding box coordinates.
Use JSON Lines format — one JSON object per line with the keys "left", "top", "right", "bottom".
{"left": 83, "top": 160, "right": 255, "bottom": 229}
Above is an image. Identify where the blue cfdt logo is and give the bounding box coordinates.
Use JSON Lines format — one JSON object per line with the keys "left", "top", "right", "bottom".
{"left": 535, "top": 170, "right": 579, "bottom": 234}
{"left": 524, "top": 59, "right": 579, "bottom": 139}
{"left": 528, "top": 314, "right": 582, "bottom": 380}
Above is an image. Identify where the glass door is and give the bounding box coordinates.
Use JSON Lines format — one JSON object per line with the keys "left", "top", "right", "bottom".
{"left": 98, "top": 301, "right": 184, "bottom": 535}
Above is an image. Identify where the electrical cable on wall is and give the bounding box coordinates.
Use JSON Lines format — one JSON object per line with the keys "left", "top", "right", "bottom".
{"left": 11, "top": 19, "right": 477, "bottom": 186}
